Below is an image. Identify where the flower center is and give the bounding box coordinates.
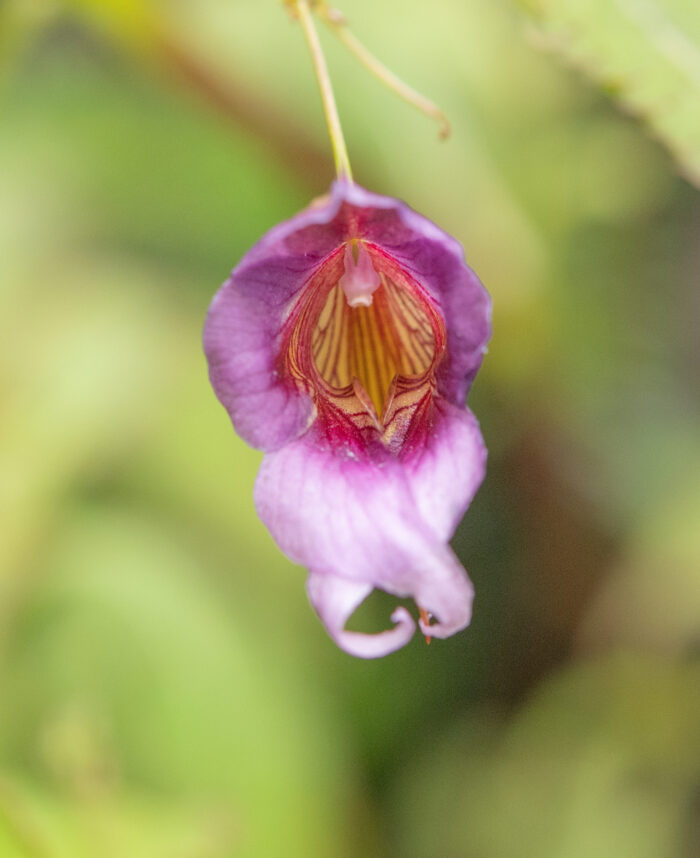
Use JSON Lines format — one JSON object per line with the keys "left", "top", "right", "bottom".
{"left": 282, "top": 241, "right": 445, "bottom": 449}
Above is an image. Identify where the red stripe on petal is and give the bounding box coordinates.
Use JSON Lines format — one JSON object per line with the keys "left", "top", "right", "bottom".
{"left": 280, "top": 241, "right": 446, "bottom": 454}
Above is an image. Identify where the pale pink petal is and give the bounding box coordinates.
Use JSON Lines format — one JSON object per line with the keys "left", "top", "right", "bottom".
{"left": 254, "top": 400, "right": 483, "bottom": 655}
{"left": 403, "top": 401, "right": 487, "bottom": 543}
{"left": 306, "top": 572, "right": 415, "bottom": 658}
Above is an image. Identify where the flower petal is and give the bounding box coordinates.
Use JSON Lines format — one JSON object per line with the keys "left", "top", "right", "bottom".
{"left": 328, "top": 182, "right": 492, "bottom": 405}
{"left": 202, "top": 192, "right": 348, "bottom": 451}
{"left": 403, "top": 400, "right": 487, "bottom": 543}
{"left": 204, "top": 284, "right": 313, "bottom": 450}
{"left": 306, "top": 572, "right": 415, "bottom": 658}
{"left": 203, "top": 183, "right": 491, "bottom": 452}
{"left": 254, "top": 400, "right": 482, "bottom": 654}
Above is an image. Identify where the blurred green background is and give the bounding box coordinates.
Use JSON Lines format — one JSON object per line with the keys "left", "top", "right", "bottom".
{"left": 1, "top": 1, "right": 699, "bottom": 856}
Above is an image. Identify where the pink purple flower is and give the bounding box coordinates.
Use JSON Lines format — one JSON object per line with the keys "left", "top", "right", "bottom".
{"left": 204, "top": 181, "right": 490, "bottom": 657}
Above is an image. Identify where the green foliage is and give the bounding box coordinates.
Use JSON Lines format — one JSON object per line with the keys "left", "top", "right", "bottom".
{"left": 1, "top": 1, "right": 699, "bottom": 856}
{"left": 395, "top": 655, "right": 700, "bottom": 858}
{"left": 514, "top": 0, "right": 700, "bottom": 185}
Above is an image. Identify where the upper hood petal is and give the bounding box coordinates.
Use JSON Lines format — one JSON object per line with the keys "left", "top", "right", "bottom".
{"left": 327, "top": 183, "right": 491, "bottom": 405}
{"left": 203, "top": 183, "right": 491, "bottom": 451}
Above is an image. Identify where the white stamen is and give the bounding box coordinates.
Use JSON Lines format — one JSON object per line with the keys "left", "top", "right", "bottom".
{"left": 339, "top": 242, "right": 381, "bottom": 307}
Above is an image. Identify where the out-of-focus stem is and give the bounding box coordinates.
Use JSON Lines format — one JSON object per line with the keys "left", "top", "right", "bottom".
{"left": 319, "top": 5, "right": 451, "bottom": 140}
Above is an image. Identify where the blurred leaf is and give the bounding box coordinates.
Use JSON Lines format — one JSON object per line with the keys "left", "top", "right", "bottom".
{"left": 394, "top": 654, "right": 700, "bottom": 858}
{"left": 515, "top": 0, "right": 700, "bottom": 186}
{"left": 0, "top": 36, "right": 306, "bottom": 279}
{"left": 61, "top": 0, "right": 161, "bottom": 52}
{"left": 2, "top": 3, "right": 699, "bottom": 856}
{"left": 0, "top": 1, "right": 58, "bottom": 92}
{"left": 0, "top": 506, "right": 356, "bottom": 858}
{"left": 0, "top": 257, "right": 181, "bottom": 613}
{"left": 578, "top": 473, "right": 700, "bottom": 655}
{"left": 0, "top": 772, "right": 241, "bottom": 858}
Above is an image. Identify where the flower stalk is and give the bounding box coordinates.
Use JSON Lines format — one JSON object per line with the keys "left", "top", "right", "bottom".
{"left": 294, "top": 0, "right": 353, "bottom": 182}
{"left": 318, "top": 5, "right": 451, "bottom": 140}
{"left": 287, "top": 0, "right": 452, "bottom": 183}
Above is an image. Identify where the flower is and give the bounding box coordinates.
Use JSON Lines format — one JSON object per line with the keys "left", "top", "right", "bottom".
{"left": 204, "top": 181, "right": 491, "bottom": 657}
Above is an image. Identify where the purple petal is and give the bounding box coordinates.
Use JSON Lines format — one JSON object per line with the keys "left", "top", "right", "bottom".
{"left": 202, "top": 194, "right": 346, "bottom": 451}
{"left": 203, "top": 183, "right": 491, "bottom": 452}
{"left": 204, "top": 281, "right": 314, "bottom": 450}
{"left": 328, "top": 183, "right": 492, "bottom": 405}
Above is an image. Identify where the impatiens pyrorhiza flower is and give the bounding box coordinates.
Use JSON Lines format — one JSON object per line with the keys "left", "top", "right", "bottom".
{"left": 204, "top": 181, "right": 490, "bottom": 656}
{"left": 203, "top": 0, "right": 491, "bottom": 657}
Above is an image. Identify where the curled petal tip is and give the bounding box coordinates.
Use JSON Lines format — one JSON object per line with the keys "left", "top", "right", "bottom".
{"left": 389, "top": 605, "right": 414, "bottom": 629}
{"left": 416, "top": 552, "right": 474, "bottom": 641}
{"left": 418, "top": 608, "right": 470, "bottom": 640}
{"left": 307, "top": 572, "right": 416, "bottom": 658}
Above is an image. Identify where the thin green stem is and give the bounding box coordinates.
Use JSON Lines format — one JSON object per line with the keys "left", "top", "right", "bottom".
{"left": 320, "top": 6, "right": 451, "bottom": 139}
{"left": 295, "top": 0, "right": 353, "bottom": 181}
